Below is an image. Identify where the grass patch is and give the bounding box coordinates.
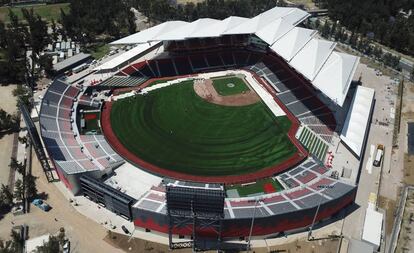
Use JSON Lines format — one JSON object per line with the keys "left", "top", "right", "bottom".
{"left": 211, "top": 76, "right": 250, "bottom": 96}
{"left": 82, "top": 112, "right": 101, "bottom": 134}
{"left": 110, "top": 80, "right": 297, "bottom": 176}
{"left": 0, "top": 3, "right": 70, "bottom": 23}
{"left": 227, "top": 178, "right": 284, "bottom": 197}
{"left": 87, "top": 43, "right": 110, "bottom": 60}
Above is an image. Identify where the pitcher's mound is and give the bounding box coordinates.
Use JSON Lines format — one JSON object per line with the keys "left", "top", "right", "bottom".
{"left": 194, "top": 78, "right": 260, "bottom": 106}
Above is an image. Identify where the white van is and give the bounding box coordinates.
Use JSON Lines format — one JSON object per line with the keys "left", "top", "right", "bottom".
{"left": 373, "top": 145, "right": 384, "bottom": 167}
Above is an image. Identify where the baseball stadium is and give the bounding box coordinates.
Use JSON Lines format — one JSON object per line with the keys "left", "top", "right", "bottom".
{"left": 36, "top": 6, "right": 375, "bottom": 247}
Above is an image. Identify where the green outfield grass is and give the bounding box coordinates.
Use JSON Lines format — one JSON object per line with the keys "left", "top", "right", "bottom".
{"left": 227, "top": 178, "right": 285, "bottom": 197}
{"left": 0, "top": 3, "right": 70, "bottom": 23}
{"left": 110, "top": 80, "right": 297, "bottom": 176}
{"left": 211, "top": 76, "right": 250, "bottom": 96}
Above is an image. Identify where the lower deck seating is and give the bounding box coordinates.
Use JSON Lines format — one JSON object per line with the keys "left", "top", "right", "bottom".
{"left": 40, "top": 80, "right": 124, "bottom": 174}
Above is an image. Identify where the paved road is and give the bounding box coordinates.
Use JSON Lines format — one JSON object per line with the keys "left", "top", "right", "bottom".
{"left": 341, "top": 63, "right": 396, "bottom": 243}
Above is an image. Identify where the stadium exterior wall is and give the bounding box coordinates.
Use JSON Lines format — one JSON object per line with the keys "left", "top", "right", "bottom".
{"left": 53, "top": 160, "right": 114, "bottom": 195}
{"left": 132, "top": 187, "right": 356, "bottom": 238}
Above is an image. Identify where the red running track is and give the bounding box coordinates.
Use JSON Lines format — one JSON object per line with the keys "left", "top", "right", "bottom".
{"left": 101, "top": 72, "right": 308, "bottom": 184}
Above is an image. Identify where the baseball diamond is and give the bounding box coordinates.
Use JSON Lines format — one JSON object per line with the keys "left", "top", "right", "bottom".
{"left": 109, "top": 79, "right": 297, "bottom": 176}
{"left": 37, "top": 6, "right": 371, "bottom": 243}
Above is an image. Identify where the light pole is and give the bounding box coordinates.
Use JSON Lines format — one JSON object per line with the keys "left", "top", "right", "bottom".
{"left": 308, "top": 184, "right": 334, "bottom": 241}
{"left": 247, "top": 198, "right": 260, "bottom": 252}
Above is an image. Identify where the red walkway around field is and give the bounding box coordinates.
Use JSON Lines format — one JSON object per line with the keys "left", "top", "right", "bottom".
{"left": 100, "top": 71, "right": 308, "bottom": 184}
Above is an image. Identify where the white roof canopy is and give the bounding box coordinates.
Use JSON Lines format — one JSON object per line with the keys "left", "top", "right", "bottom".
{"left": 111, "top": 21, "right": 189, "bottom": 44}
{"left": 313, "top": 52, "right": 360, "bottom": 105}
{"left": 224, "top": 7, "right": 307, "bottom": 35}
{"left": 188, "top": 16, "right": 249, "bottom": 38}
{"left": 270, "top": 27, "right": 316, "bottom": 62}
{"left": 340, "top": 86, "right": 375, "bottom": 157}
{"left": 109, "top": 6, "right": 359, "bottom": 107}
{"left": 255, "top": 9, "right": 309, "bottom": 45}
{"left": 289, "top": 38, "right": 336, "bottom": 81}
{"left": 157, "top": 18, "right": 221, "bottom": 41}
{"left": 94, "top": 43, "right": 156, "bottom": 71}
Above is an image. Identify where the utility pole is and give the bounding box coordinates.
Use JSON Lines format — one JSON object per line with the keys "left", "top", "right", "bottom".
{"left": 308, "top": 185, "right": 334, "bottom": 240}
{"left": 247, "top": 198, "right": 260, "bottom": 252}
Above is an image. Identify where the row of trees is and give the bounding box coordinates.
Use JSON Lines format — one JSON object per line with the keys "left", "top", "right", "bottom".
{"left": 57, "top": 0, "right": 289, "bottom": 44}
{"left": 0, "top": 229, "right": 24, "bottom": 253}
{"left": 314, "top": 0, "right": 414, "bottom": 56}
{"left": 9, "top": 157, "right": 37, "bottom": 202}
{"left": 0, "top": 9, "right": 53, "bottom": 85}
{"left": 313, "top": 20, "right": 402, "bottom": 70}
{"left": 130, "top": 0, "right": 288, "bottom": 23}
{"left": 0, "top": 157, "right": 37, "bottom": 210}
{"left": 0, "top": 227, "right": 64, "bottom": 253}
{"left": 59, "top": 0, "right": 136, "bottom": 45}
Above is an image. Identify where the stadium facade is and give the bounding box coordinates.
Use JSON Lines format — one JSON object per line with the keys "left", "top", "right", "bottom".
{"left": 38, "top": 7, "right": 374, "bottom": 239}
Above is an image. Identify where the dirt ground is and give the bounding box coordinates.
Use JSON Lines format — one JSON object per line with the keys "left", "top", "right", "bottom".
{"left": 106, "top": 231, "right": 342, "bottom": 253}
{"left": 193, "top": 78, "right": 260, "bottom": 106}
{"left": 404, "top": 154, "right": 414, "bottom": 185}
{"left": 0, "top": 152, "right": 123, "bottom": 253}
{"left": 0, "top": 85, "right": 17, "bottom": 187}
{"left": 378, "top": 195, "right": 398, "bottom": 235}
{"left": 395, "top": 189, "right": 414, "bottom": 253}
{"left": 402, "top": 82, "right": 414, "bottom": 186}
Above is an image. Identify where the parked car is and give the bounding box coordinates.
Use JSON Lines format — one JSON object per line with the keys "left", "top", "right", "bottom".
{"left": 121, "top": 225, "right": 130, "bottom": 234}
{"left": 32, "top": 199, "right": 51, "bottom": 212}
{"left": 63, "top": 240, "right": 70, "bottom": 253}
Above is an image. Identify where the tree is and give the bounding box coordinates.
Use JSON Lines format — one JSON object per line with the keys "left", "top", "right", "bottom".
{"left": 38, "top": 54, "right": 55, "bottom": 77}
{"left": 314, "top": 18, "right": 320, "bottom": 29}
{"left": 0, "top": 184, "right": 13, "bottom": 208}
{"left": 21, "top": 8, "right": 51, "bottom": 88}
{"left": 35, "top": 236, "right": 60, "bottom": 253}
{"left": 9, "top": 158, "right": 25, "bottom": 175}
{"left": 57, "top": 227, "right": 66, "bottom": 246}
{"left": 321, "top": 21, "right": 331, "bottom": 38}
{"left": 411, "top": 67, "right": 414, "bottom": 82}
{"left": 0, "top": 11, "right": 27, "bottom": 83}
{"left": 50, "top": 19, "right": 59, "bottom": 42}
{"left": 60, "top": 0, "right": 136, "bottom": 43}
{"left": 349, "top": 31, "right": 357, "bottom": 47}
{"left": 13, "top": 85, "right": 31, "bottom": 108}
{"left": 0, "top": 109, "right": 18, "bottom": 132}
{"left": 127, "top": 8, "right": 137, "bottom": 35}
{"left": 24, "top": 174, "right": 37, "bottom": 200}
{"left": 0, "top": 229, "right": 24, "bottom": 253}
{"left": 9, "top": 230, "right": 24, "bottom": 253}
{"left": 330, "top": 20, "right": 337, "bottom": 38}
{"left": 13, "top": 180, "right": 24, "bottom": 202}
{"left": 324, "top": 0, "right": 414, "bottom": 56}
